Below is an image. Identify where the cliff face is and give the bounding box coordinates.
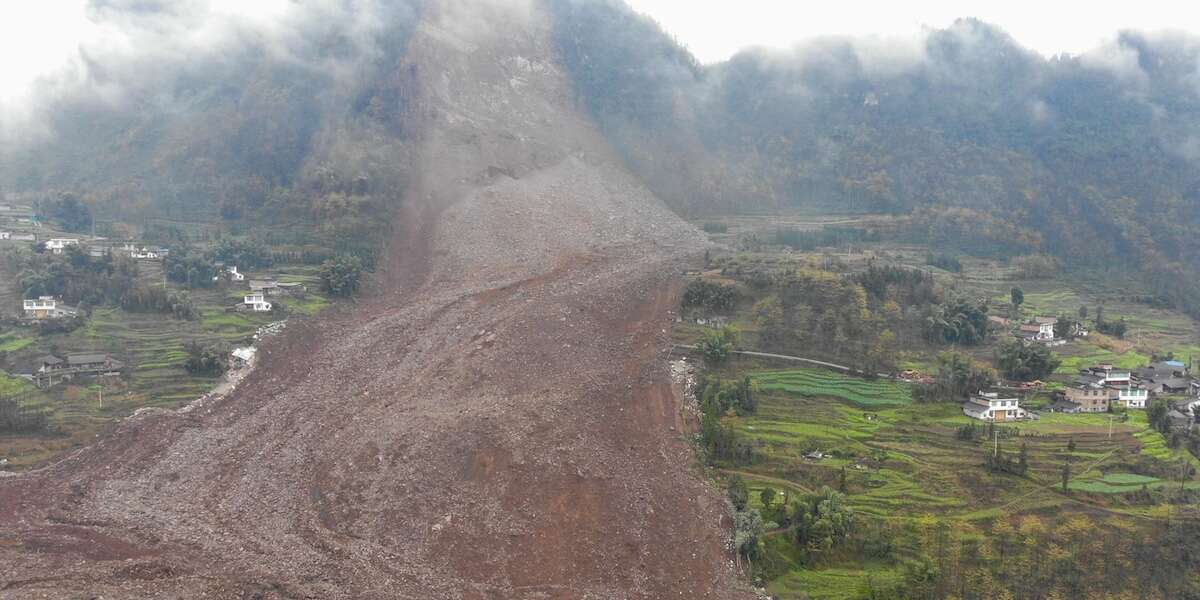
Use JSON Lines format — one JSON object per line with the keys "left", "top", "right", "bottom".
{"left": 0, "top": 1, "right": 750, "bottom": 598}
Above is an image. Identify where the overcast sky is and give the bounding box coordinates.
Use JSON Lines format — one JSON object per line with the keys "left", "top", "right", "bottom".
{"left": 625, "top": 0, "right": 1200, "bottom": 63}
{"left": 3, "top": 0, "right": 1199, "bottom": 107}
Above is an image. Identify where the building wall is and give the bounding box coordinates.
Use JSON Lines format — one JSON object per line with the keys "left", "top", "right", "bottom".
{"left": 1066, "top": 387, "right": 1115, "bottom": 412}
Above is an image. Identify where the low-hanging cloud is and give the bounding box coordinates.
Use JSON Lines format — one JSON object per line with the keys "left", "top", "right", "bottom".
{"left": 1, "top": 0, "right": 415, "bottom": 145}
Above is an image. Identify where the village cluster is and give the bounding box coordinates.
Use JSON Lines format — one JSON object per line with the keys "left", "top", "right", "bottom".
{"left": 960, "top": 312, "right": 1199, "bottom": 429}
{"left": 9, "top": 233, "right": 307, "bottom": 319}
{"left": 916, "top": 314, "right": 1200, "bottom": 427}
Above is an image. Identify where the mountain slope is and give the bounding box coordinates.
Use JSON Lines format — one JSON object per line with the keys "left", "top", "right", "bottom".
{"left": 0, "top": 1, "right": 748, "bottom": 597}
{"left": 547, "top": 1, "right": 1200, "bottom": 313}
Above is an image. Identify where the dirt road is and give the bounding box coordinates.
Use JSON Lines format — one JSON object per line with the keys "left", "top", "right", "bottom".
{"left": 0, "top": 1, "right": 750, "bottom": 598}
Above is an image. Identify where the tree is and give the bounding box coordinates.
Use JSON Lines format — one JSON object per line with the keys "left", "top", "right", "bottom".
{"left": 1078, "top": 305, "right": 1088, "bottom": 320}
{"left": 699, "top": 325, "right": 739, "bottom": 367}
{"left": 1053, "top": 316, "right": 1077, "bottom": 340}
{"left": 914, "top": 352, "right": 997, "bottom": 401}
{"left": 319, "top": 254, "right": 364, "bottom": 297}
{"left": 39, "top": 192, "right": 93, "bottom": 233}
{"left": 682, "top": 280, "right": 736, "bottom": 311}
{"left": 791, "top": 486, "right": 855, "bottom": 552}
{"left": 1061, "top": 460, "right": 1071, "bottom": 493}
{"left": 750, "top": 296, "right": 783, "bottom": 343}
{"left": 184, "top": 340, "right": 229, "bottom": 376}
{"left": 727, "top": 475, "right": 749, "bottom": 511}
{"left": 733, "top": 508, "right": 765, "bottom": 561}
{"left": 925, "top": 296, "right": 990, "bottom": 346}
{"left": 760, "top": 486, "right": 777, "bottom": 510}
{"left": 1148, "top": 399, "right": 1171, "bottom": 435}
{"left": 865, "top": 328, "right": 898, "bottom": 375}
{"left": 995, "top": 340, "right": 1061, "bottom": 381}
{"left": 1096, "top": 316, "right": 1128, "bottom": 338}
{"left": 1067, "top": 438, "right": 1076, "bottom": 452}
{"left": 737, "top": 375, "right": 756, "bottom": 415}
{"left": 165, "top": 248, "right": 217, "bottom": 289}
{"left": 1010, "top": 287, "right": 1024, "bottom": 309}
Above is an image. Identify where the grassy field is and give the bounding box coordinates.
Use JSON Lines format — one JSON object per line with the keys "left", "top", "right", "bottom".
{"left": 0, "top": 331, "right": 34, "bottom": 352}
{"left": 753, "top": 369, "right": 912, "bottom": 407}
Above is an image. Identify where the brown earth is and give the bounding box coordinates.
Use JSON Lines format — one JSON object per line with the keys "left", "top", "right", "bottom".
{"left": 0, "top": 1, "right": 751, "bottom": 598}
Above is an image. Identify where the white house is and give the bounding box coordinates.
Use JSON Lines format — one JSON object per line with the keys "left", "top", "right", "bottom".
{"left": 962, "top": 392, "right": 1028, "bottom": 421}
{"left": 131, "top": 247, "right": 160, "bottom": 260}
{"left": 1017, "top": 317, "right": 1057, "bottom": 342}
{"left": 243, "top": 293, "right": 272, "bottom": 312}
{"left": 22, "top": 296, "right": 78, "bottom": 319}
{"left": 226, "top": 266, "right": 246, "bottom": 282}
{"left": 1118, "top": 385, "right": 1149, "bottom": 409}
{"left": 1085, "top": 365, "right": 1132, "bottom": 387}
{"left": 0, "top": 232, "right": 10, "bottom": 240}
{"left": 44, "top": 238, "right": 79, "bottom": 254}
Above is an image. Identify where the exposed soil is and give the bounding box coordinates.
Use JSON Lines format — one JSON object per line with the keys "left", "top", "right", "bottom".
{"left": 0, "top": 1, "right": 751, "bottom": 598}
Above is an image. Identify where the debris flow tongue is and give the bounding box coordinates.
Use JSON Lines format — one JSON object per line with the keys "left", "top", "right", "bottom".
{"left": 0, "top": 1, "right": 751, "bottom": 597}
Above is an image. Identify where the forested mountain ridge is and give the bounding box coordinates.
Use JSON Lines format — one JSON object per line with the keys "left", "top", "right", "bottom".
{"left": 1, "top": 0, "right": 420, "bottom": 261}
{"left": 547, "top": 0, "right": 1200, "bottom": 314}
{"left": 6, "top": 0, "right": 1200, "bottom": 312}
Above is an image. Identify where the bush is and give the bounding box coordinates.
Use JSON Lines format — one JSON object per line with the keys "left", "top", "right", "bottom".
{"left": 319, "top": 254, "right": 364, "bottom": 297}
{"left": 165, "top": 249, "right": 218, "bottom": 289}
{"left": 184, "top": 341, "right": 229, "bottom": 376}
{"left": 995, "top": 340, "right": 1061, "bottom": 381}
{"left": 701, "top": 222, "right": 728, "bottom": 233}
{"left": 682, "top": 280, "right": 736, "bottom": 311}
{"left": 1096, "top": 316, "right": 1128, "bottom": 338}
{"left": 698, "top": 325, "right": 739, "bottom": 367}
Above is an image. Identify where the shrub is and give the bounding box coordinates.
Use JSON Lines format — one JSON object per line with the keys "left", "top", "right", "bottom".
{"left": 319, "top": 254, "right": 364, "bottom": 297}
{"left": 184, "top": 341, "right": 229, "bottom": 376}
{"left": 682, "top": 280, "right": 736, "bottom": 311}
{"left": 995, "top": 339, "right": 1061, "bottom": 381}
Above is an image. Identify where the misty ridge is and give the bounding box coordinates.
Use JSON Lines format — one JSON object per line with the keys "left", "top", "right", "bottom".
{"left": 5, "top": 0, "right": 1200, "bottom": 311}
{"left": 548, "top": 0, "right": 1200, "bottom": 317}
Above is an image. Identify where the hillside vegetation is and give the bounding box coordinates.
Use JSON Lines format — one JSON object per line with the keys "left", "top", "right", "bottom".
{"left": 548, "top": 0, "right": 1200, "bottom": 316}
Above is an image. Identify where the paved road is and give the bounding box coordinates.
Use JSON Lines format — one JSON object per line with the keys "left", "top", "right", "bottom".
{"left": 673, "top": 344, "right": 855, "bottom": 373}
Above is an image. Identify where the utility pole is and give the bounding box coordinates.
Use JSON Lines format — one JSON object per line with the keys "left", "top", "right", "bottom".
{"left": 994, "top": 427, "right": 999, "bottom": 457}
{"left": 1108, "top": 415, "right": 1114, "bottom": 440}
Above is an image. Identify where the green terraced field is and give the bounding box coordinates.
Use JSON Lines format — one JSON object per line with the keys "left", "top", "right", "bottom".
{"left": 722, "top": 367, "right": 1200, "bottom": 599}
{"left": 1055, "top": 344, "right": 1149, "bottom": 374}
{"left": 1101, "top": 473, "right": 1161, "bottom": 485}
{"left": 1069, "top": 471, "right": 1200, "bottom": 493}
{"left": 753, "top": 369, "right": 912, "bottom": 407}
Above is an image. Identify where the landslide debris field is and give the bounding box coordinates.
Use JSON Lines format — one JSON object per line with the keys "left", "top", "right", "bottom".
{"left": 0, "top": 2, "right": 750, "bottom": 598}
